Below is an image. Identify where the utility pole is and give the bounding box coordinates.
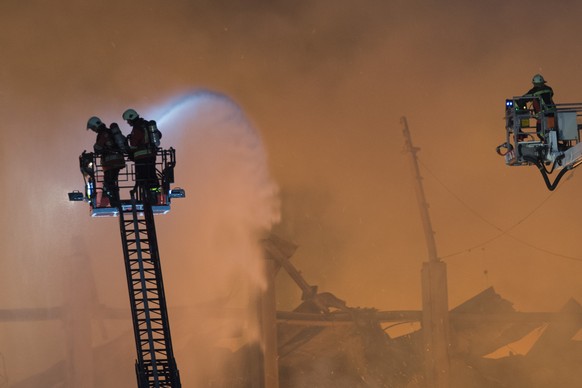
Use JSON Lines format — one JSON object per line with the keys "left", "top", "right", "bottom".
{"left": 401, "top": 117, "right": 450, "bottom": 388}
{"left": 260, "top": 258, "right": 279, "bottom": 388}
{"left": 259, "top": 234, "right": 298, "bottom": 388}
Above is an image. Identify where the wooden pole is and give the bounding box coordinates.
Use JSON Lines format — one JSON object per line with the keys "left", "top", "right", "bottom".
{"left": 402, "top": 117, "right": 450, "bottom": 388}
{"left": 260, "top": 258, "right": 279, "bottom": 388}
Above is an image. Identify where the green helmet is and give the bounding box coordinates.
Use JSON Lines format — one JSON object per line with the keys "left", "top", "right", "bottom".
{"left": 87, "top": 116, "right": 104, "bottom": 132}
{"left": 122, "top": 108, "right": 139, "bottom": 122}
{"left": 532, "top": 74, "right": 546, "bottom": 85}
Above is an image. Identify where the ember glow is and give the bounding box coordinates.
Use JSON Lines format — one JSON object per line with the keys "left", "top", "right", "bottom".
{"left": 1, "top": 0, "right": 582, "bottom": 386}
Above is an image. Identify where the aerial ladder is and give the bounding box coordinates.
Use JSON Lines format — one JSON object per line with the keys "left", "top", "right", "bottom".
{"left": 69, "top": 148, "right": 185, "bottom": 387}
{"left": 496, "top": 96, "right": 582, "bottom": 190}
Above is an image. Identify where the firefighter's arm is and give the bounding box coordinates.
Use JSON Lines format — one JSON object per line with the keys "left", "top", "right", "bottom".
{"left": 93, "top": 143, "right": 104, "bottom": 153}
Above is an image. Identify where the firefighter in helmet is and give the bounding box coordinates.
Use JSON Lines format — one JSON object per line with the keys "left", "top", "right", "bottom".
{"left": 517, "top": 74, "right": 557, "bottom": 144}
{"left": 522, "top": 74, "right": 555, "bottom": 113}
{"left": 123, "top": 109, "right": 162, "bottom": 203}
{"left": 87, "top": 116, "right": 127, "bottom": 208}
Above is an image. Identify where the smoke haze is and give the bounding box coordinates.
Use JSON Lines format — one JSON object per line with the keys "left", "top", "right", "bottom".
{"left": 2, "top": 0, "right": 582, "bottom": 385}
{"left": 154, "top": 91, "right": 280, "bottom": 385}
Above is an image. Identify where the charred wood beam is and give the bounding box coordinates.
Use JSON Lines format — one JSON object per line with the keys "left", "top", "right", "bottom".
{"left": 451, "top": 311, "right": 582, "bottom": 324}
{"left": 262, "top": 238, "right": 314, "bottom": 301}
{"left": 277, "top": 310, "right": 422, "bottom": 325}
{"left": 277, "top": 310, "right": 582, "bottom": 325}
{"left": 0, "top": 307, "right": 64, "bottom": 321}
{"left": 0, "top": 305, "right": 128, "bottom": 322}
{"left": 2, "top": 307, "right": 580, "bottom": 325}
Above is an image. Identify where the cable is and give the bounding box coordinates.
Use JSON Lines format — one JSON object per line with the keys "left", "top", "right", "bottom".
{"left": 524, "top": 155, "right": 570, "bottom": 191}
{"left": 417, "top": 158, "right": 582, "bottom": 262}
{"left": 507, "top": 233, "right": 582, "bottom": 263}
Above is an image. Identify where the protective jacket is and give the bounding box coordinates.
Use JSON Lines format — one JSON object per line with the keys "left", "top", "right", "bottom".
{"left": 94, "top": 128, "right": 126, "bottom": 169}
{"left": 523, "top": 84, "right": 555, "bottom": 112}
{"left": 128, "top": 118, "right": 162, "bottom": 160}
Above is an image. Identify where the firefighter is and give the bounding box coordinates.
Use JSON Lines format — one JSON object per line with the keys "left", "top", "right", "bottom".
{"left": 518, "top": 74, "right": 558, "bottom": 152}
{"left": 123, "top": 108, "right": 162, "bottom": 203}
{"left": 87, "top": 116, "right": 127, "bottom": 208}
{"left": 522, "top": 74, "right": 555, "bottom": 113}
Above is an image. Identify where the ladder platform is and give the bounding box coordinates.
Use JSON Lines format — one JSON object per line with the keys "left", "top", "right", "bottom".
{"left": 91, "top": 204, "right": 171, "bottom": 217}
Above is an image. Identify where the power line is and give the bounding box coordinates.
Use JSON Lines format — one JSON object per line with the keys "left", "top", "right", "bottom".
{"left": 417, "top": 158, "right": 582, "bottom": 263}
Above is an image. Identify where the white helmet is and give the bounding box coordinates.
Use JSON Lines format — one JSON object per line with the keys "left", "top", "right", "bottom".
{"left": 532, "top": 74, "right": 546, "bottom": 85}
{"left": 87, "top": 116, "right": 104, "bottom": 132}
{"left": 122, "top": 108, "right": 139, "bottom": 122}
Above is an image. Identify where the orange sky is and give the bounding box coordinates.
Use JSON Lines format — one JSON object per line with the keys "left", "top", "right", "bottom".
{"left": 1, "top": 0, "right": 582, "bottom": 384}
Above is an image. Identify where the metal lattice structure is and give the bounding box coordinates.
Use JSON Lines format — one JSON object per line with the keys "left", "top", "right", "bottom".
{"left": 69, "top": 147, "right": 184, "bottom": 387}
{"left": 119, "top": 189, "right": 181, "bottom": 387}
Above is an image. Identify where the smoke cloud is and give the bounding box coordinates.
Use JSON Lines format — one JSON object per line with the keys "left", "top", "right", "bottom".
{"left": 1, "top": 0, "right": 582, "bottom": 385}
{"left": 154, "top": 91, "right": 280, "bottom": 384}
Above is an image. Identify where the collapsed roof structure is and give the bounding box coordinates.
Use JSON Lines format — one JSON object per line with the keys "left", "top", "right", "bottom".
{"left": 259, "top": 234, "right": 582, "bottom": 388}
{"left": 6, "top": 233, "right": 582, "bottom": 387}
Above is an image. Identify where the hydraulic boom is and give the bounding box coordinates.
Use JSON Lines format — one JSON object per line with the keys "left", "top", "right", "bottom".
{"left": 69, "top": 148, "right": 184, "bottom": 387}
